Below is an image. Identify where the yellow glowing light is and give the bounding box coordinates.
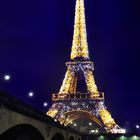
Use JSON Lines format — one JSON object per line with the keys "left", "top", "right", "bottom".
{"left": 47, "top": 108, "right": 58, "bottom": 118}
{"left": 84, "top": 70, "right": 98, "bottom": 94}
{"left": 71, "top": 0, "right": 89, "bottom": 59}
{"left": 59, "top": 68, "right": 74, "bottom": 94}
{"left": 99, "top": 109, "right": 116, "bottom": 129}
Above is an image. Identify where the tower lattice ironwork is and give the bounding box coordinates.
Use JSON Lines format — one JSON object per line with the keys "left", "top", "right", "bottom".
{"left": 47, "top": 0, "right": 125, "bottom": 134}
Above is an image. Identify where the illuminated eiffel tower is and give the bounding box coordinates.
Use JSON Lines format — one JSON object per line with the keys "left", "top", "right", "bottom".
{"left": 47, "top": 0, "right": 125, "bottom": 134}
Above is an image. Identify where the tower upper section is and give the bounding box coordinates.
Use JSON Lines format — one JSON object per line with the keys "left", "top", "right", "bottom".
{"left": 71, "top": 0, "right": 89, "bottom": 60}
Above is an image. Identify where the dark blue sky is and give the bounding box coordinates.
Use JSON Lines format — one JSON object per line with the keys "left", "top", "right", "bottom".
{"left": 0, "top": 0, "right": 140, "bottom": 128}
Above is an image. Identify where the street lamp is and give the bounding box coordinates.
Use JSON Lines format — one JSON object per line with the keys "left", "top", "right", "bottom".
{"left": 4, "top": 75, "right": 11, "bottom": 81}
{"left": 28, "top": 92, "right": 34, "bottom": 97}
{"left": 74, "top": 123, "right": 77, "bottom": 126}
{"left": 2, "top": 74, "right": 11, "bottom": 91}
{"left": 136, "top": 125, "right": 140, "bottom": 129}
{"left": 43, "top": 102, "right": 48, "bottom": 107}
{"left": 89, "top": 122, "right": 92, "bottom": 126}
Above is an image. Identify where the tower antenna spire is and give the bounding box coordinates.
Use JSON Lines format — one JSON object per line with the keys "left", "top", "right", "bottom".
{"left": 71, "top": 0, "right": 89, "bottom": 59}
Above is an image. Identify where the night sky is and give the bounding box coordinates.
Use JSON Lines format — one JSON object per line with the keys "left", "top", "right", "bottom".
{"left": 0, "top": 0, "right": 140, "bottom": 129}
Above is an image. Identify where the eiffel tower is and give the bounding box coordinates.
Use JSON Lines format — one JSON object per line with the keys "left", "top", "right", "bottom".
{"left": 47, "top": 0, "right": 125, "bottom": 134}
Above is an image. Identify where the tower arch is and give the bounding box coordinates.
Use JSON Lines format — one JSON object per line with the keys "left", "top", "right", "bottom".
{"left": 63, "top": 110, "right": 102, "bottom": 127}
